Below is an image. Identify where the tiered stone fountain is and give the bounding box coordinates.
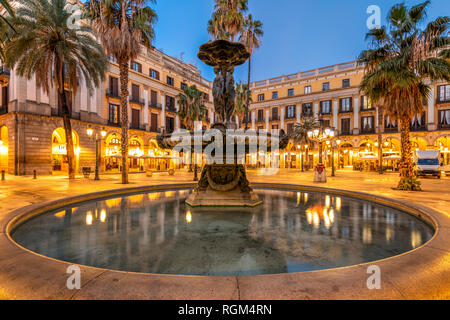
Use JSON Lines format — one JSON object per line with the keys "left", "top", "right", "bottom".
{"left": 157, "top": 40, "right": 289, "bottom": 207}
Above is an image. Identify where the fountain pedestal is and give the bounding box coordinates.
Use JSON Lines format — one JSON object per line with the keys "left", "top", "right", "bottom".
{"left": 186, "top": 164, "right": 262, "bottom": 207}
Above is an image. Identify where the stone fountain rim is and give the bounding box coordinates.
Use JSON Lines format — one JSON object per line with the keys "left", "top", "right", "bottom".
{"left": 2, "top": 182, "right": 447, "bottom": 300}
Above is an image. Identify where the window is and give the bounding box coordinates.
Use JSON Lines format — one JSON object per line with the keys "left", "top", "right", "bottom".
{"left": 360, "top": 96, "right": 372, "bottom": 110}
{"left": 361, "top": 116, "right": 374, "bottom": 132}
{"left": 203, "top": 92, "right": 209, "bottom": 101}
{"left": 320, "top": 119, "right": 330, "bottom": 128}
{"left": 150, "top": 90, "right": 158, "bottom": 107}
{"left": 109, "top": 55, "right": 117, "bottom": 63}
{"left": 342, "top": 79, "right": 350, "bottom": 88}
{"left": 181, "top": 82, "right": 187, "bottom": 90}
{"left": 131, "top": 61, "right": 142, "bottom": 73}
{"left": 288, "top": 88, "right": 294, "bottom": 97}
{"left": 304, "top": 86, "right": 311, "bottom": 94}
{"left": 131, "top": 84, "right": 140, "bottom": 102}
{"left": 439, "top": 109, "right": 450, "bottom": 128}
{"left": 271, "top": 107, "right": 279, "bottom": 121}
{"left": 257, "top": 109, "right": 264, "bottom": 122}
{"left": 411, "top": 112, "right": 426, "bottom": 131}
{"left": 340, "top": 97, "right": 352, "bottom": 112}
{"left": 272, "top": 91, "right": 278, "bottom": 99}
{"left": 438, "top": 85, "right": 450, "bottom": 103}
{"left": 108, "top": 76, "right": 119, "bottom": 97}
{"left": 150, "top": 69, "right": 160, "bottom": 80}
{"left": 131, "top": 109, "right": 140, "bottom": 129}
{"left": 108, "top": 104, "right": 119, "bottom": 124}
{"left": 322, "top": 82, "right": 330, "bottom": 91}
{"left": 384, "top": 116, "right": 397, "bottom": 131}
{"left": 287, "top": 123, "right": 294, "bottom": 135}
{"left": 257, "top": 94, "right": 265, "bottom": 102}
{"left": 166, "top": 95, "right": 175, "bottom": 109}
{"left": 286, "top": 105, "right": 296, "bottom": 119}
{"left": 320, "top": 100, "right": 331, "bottom": 114}
{"left": 150, "top": 113, "right": 158, "bottom": 132}
{"left": 341, "top": 118, "right": 351, "bottom": 134}
{"left": 166, "top": 117, "right": 175, "bottom": 134}
{"left": 302, "top": 103, "right": 313, "bottom": 116}
{"left": 167, "top": 76, "right": 174, "bottom": 86}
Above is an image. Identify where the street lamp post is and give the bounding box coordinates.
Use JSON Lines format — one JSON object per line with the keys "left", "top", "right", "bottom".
{"left": 330, "top": 139, "right": 341, "bottom": 177}
{"left": 307, "top": 127, "right": 337, "bottom": 183}
{"left": 87, "top": 126, "right": 107, "bottom": 180}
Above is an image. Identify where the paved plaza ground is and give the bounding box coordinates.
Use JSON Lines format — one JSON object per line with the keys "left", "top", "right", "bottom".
{"left": 0, "top": 169, "right": 449, "bottom": 300}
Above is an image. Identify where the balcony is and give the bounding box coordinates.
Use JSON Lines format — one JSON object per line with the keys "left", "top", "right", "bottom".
{"left": 302, "top": 112, "right": 313, "bottom": 117}
{"left": 129, "top": 96, "right": 145, "bottom": 106}
{"left": 410, "top": 124, "right": 426, "bottom": 132}
{"left": 107, "top": 121, "right": 121, "bottom": 127}
{"left": 166, "top": 106, "right": 177, "bottom": 113}
{"left": 436, "top": 97, "right": 450, "bottom": 104}
{"left": 360, "top": 127, "right": 375, "bottom": 134}
{"left": 149, "top": 127, "right": 161, "bottom": 133}
{"left": 0, "top": 105, "right": 8, "bottom": 115}
{"left": 384, "top": 127, "right": 398, "bottom": 133}
{"left": 360, "top": 106, "right": 375, "bottom": 112}
{"left": 439, "top": 123, "right": 450, "bottom": 130}
{"left": 285, "top": 114, "right": 296, "bottom": 120}
{"left": 339, "top": 107, "right": 353, "bottom": 114}
{"left": 340, "top": 130, "right": 352, "bottom": 136}
{"left": 270, "top": 115, "right": 280, "bottom": 121}
{"left": 256, "top": 117, "right": 265, "bottom": 123}
{"left": 319, "top": 111, "right": 331, "bottom": 116}
{"left": 106, "top": 89, "right": 121, "bottom": 100}
{"left": 130, "top": 123, "right": 146, "bottom": 131}
{"left": 150, "top": 102, "right": 162, "bottom": 109}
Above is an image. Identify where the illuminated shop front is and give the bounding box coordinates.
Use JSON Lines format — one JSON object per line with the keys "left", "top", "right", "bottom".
{"left": 51, "top": 128, "right": 80, "bottom": 174}
{"left": 128, "top": 136, "right": 145, "bottom": 172}
{"left": 436, "top": 136, "right": 450, "bottom": 165}
{"left": 0, "top": 126, "right": 8, "bottom": 171}
{"left": 147, "top": 139, "right": 176, "bottom": 171}
{"left": 105, "top": 133, "right": 122, "bottom": 172}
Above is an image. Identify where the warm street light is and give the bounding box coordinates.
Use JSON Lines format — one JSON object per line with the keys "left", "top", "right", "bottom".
{"left": 307, "top": 126, "right": 337, "bottom": 182}
{"left": 87, "top": 126, "right": 107, "bottom": 180}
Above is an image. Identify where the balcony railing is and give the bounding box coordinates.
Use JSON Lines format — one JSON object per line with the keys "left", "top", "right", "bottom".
{"left": 339, "top": 107, "right": 353, "bottom": 114}
{"left": 166, "top": 106, "right": 177, "bottom": 113}
{"left": 130, "top": 123, "right": 146, "bottom": 131}
{"left": 361, "top": 128, "right": 375, "bottom": 134}
{"left": 107, "top": 121, "right": 121, "bottom": 127}
{"left": 384, "top": 127, "right": 398, "bottom": 133}
{"left": 439, "top": 123, "right": 450, "bottom": 129}
{"left": 150, "top": 102, "right": 162, "bottom": 109}
{"left": 0, "top": 106, "right": 8, "bottom": 115}
{"left": 302, "top": 112, "right": 313, "bottom": 117}
{"left": 340, "top": 130, "right": 352, "bottom": 136}
{"left": 285, "top": 114, "right": 296, "bottom": 120}
{"left": 106, "top": 90, "right": 120, "bottom": 99}
{"left": 436, "top": 97, "right": 450, "bottom": 104}
{"left": 410, "top": 124, "right": 426, "bottom": 132}
{"left": 256, "top": 117, "right": 265, "bottom": 123}
{"left": 0, "top": 66, "right": 10, "bottom": 76}
{"left": 129, "top": 96, "right": 145, "bottom": 105}
{"left": 270, "top": 115, "right": 280, "bottom": 121}
{"left": 360, "top": 106, "right": 375, "bottom": 112}
{"left": 149, "top": 127, "right": 161, "bottom": 133}
{"left": 319, "top": 111, "right": 331, "bottom": 116}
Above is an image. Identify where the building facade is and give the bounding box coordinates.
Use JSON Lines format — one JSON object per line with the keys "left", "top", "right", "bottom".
{"left": 246, "top": 61, "right": 450, "bottom": 170}
{"left": 0, "top": 48, "right": 214, "bottom": 175}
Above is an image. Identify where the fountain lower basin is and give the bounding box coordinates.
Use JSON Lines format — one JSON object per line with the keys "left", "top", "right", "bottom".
{"left": 10, "top": 186, "right": 434, "bottom": 276}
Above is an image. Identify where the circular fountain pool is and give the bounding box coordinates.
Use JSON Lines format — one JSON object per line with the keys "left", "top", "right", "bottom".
{"left": 11, "top": 188, "right": 433, "bottom": 276}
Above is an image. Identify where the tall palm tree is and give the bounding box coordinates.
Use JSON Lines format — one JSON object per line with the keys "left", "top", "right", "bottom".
{"left": 292, "top": 117, "right": 319, "bottom": 171}
{"left": 239, "top": 14, "right": 263, "bottom": 130}
{"left": 359, "top": 1, "right": 450, "bottom": 191}
{"left": 234, "top": 82, "right": 250, "bottom": 126}
{"left": 85, "top": 0, "right": 157, "bottom": 184}
{"left": 0, "top": 0, "right": 14, "bottom": 61}
{"left": 208, "top": 0, "right": 248, "bottom": 41}
{"left": 177, "top": 84, "right": 206, "bottom": 177}
{"left": 5, "top": 0, "right": 108, "bottom": 179}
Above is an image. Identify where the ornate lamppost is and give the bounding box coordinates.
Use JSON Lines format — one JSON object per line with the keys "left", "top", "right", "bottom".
{"left": 307, "top": 127, "right": 337, "bottom": 182}
{"left": 328, "top": 138, "right": 341, "bottom": 177}
{"left": 87, "top": 126, "right": 107, "bottom": 180}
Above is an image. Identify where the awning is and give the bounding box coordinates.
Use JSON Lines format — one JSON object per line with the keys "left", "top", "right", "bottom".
{"left": 383, "top": 155, "right": 401, "bottom": 160}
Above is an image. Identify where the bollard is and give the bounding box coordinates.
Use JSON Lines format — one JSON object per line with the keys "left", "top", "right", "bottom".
{"left": 33, "top": 170, "right": 37, "bottom": 179}
{"left": 1, "top": 170, "right": 4, "bottom": 181}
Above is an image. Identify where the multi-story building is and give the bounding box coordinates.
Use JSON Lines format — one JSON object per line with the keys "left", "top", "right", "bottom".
{"left": 0, "top": 48, "right": 214, "bottom": 175}
{"left": 247, "top": 61, "right": 450, "bottom": 170}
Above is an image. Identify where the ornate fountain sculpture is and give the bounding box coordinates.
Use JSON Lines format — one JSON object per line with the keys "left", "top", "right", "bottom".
{"left": 157, "top": 39, "right": 289, "bottom": 207}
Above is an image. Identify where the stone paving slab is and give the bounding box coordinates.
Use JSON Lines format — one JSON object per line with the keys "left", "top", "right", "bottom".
{"left": 0, "top": 170, "right": 449, "bottom": 300}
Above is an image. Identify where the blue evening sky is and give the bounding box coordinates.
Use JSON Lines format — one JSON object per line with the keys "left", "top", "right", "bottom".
{"left": 152, "top": 0, "right": 449, "bottom": 83}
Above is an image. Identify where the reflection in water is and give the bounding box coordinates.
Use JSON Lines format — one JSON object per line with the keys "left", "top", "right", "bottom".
{"left": 12, "top": 189, "right": 433, "bottom": 276}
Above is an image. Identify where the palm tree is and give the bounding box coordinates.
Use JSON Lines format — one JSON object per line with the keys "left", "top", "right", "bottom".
{"left": 85, "top": 0, "right": 157, "bottom": 184}
{"left": 5, "top": 0, "right": 108, "bottom": 179}
{"left": 239, "top": 14, "right": 263, "bottom": 130}
{"left": 234, "top": 82, "right": 250, "bottom": 126}
{"left": 208, "top": 0, "right": 248, "bottom": 41}
{"left": 0, "top": 0, "right": 14, "bottom": 61}
{"left": 177, "top": 84, "right": 206, "bottom": 178}
{"left": 359, "top": 1, "right": 450, "bottom": 191}
{"left": 292, "top": 117, "right": 319, "bottom": 171}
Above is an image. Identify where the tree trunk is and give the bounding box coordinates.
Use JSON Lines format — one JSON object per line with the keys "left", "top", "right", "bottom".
{"left": 398, "top": 117, "right": 419, "bottom": 190}
{"left": 119, "top": 60, "right": 129, "bottom": 184}
{"left": 377, "top": 107, "right": 383, "bottom": 174}
{"left": 60, "top": 89, "right": 75, "bottom": 179}
{"left": 245, "top": 55, "right": 252, "bottom": 130}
